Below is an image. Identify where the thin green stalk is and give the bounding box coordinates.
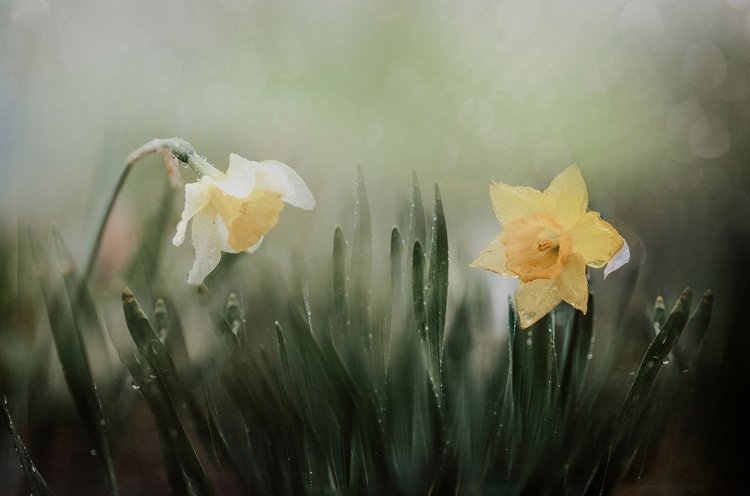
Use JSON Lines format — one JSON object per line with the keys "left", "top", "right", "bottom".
{"left": 83, "top": 159, "right": 134, "bottom": 282}
{"left": 83, "top": 138, "right": 216, "bottom": 282}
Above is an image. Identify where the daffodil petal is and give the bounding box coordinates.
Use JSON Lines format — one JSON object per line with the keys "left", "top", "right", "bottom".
{"left": 569, "top": 212, "right": 624, "bottom": 268}
{"left": 489, "top": 182, "right": 544, "bottom": 225}
{"left": 215, "top": 216, "right": 238, "bottom": 254}
{"left": 470, "top": 234, "right": 511, "bottom": 276}
{"left": 214, "top": 154, "right": 257, "bottom": 198}
{"left": 604, "top": 239, "right": 630, "bottom": 279}
{"left": 186, "top": 211, "right": 223, "bottom": 286}
{"left": 515, "top": 278, "right": 560, "bottom": 329}
{"left": 173, "top": 181, "right": 211, "bottom": 247}
{"left": 543, "top": 164, "right": 588, "bottom": 228}
{"left": 255, "top": 160, "right": 316, "bottom": 210}
{"left": 555, "top": 252, "right": 588, "bottom": 313}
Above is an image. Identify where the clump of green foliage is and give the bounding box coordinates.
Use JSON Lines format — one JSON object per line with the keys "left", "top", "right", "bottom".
{"left": 1, "top": 171, "right": 712, "bottom": 495}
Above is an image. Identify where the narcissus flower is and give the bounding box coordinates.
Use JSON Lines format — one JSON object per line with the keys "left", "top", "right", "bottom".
{"left": 173, "top": 154, "right": 315, "bottom": 285}
{"left": 470, "top": 165, "right": 623, "bottom": 328}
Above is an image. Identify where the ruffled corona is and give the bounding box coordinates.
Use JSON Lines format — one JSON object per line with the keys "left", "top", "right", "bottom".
{"left": 173, "top": 154, "right": 315, "bottom": 285}
{"left": 471, "top": 165, "right": 624, "bottom": 328}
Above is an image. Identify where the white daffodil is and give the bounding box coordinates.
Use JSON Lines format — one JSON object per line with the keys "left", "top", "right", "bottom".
{"left": 172, "top": 153, "right": 315, "bottom": 285}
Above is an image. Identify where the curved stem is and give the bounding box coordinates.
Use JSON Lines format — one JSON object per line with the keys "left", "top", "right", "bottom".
{"left": 83, "top": 138, "right": 210, "bottom": 283}
{"left": 83, "top": 161, "right": 136, "bottom": 283}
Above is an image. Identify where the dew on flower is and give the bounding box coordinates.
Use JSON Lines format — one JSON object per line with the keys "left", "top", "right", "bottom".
{"left": 2, "top": 2, "right": 733, "bottom": 489}
{"left": 471, "top": 164, "right": 624, "bottom": 327}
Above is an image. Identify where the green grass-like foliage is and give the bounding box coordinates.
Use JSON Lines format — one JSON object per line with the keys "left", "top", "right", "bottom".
{"left": 4, "top": 172, "right": 713, "bottom": 495}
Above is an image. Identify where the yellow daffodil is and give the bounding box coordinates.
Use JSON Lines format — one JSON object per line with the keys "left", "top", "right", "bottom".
{"left": 172, "top": 154, "right": 315, "bottom": 285}
{"left": 470, "top": 165, "right": 623, "bottom": 328}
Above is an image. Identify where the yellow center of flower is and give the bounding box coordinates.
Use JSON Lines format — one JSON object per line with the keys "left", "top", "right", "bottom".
{"left": 210, "top": 188, "right": 285, "bottom": 252}
{"left": 502, "top": 214, "right": 571, "bottom": 283}
{"left": 534, "top": 233, "right": 560, "bottom": 252}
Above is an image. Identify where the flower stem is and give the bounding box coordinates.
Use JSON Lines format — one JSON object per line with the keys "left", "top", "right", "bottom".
{"left": 83, "top": 138, "right": 216, "bottom": 282}
{"left": 186, "top": 153, "right": 222, "bottom": 178}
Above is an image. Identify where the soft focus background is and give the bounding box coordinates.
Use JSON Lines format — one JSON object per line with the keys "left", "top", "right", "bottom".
{"left": 2, "top": 0, "right": 750, "bottom": 493}
{"left": 3, "top": 0, "right": 750, "bottom": 271}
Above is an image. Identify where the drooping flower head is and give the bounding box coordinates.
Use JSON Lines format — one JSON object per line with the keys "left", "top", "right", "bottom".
{"left": 470, "top": 165, "right": 623, "bottom": 328}
{"left": 172, "top": 154, "right": 315, "bottom": 285}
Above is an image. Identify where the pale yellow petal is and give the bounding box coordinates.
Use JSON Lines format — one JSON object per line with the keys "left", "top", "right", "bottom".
{"left": 569, "top": 212, "right": 624, "bottom": 268}
{"left": 255, "top": 160, "right": 316, "bottom": 210}
{"left": 469, "top": 234, "right": 511, "bottom": 276}
{"left": 215, "top": 216, "right": 238, "bottom": 254}
{"left": 543, "top": 164, "right": 588, "bottom": 228}
{"left": 555, "top": 252, "right": 588, "bottom": 313}
{"left": 215, "top": 154, "right": 257, "bottom": 198}
{"left": 515, "top": 278, "right": 561, "bottom": 329}
{"left": 227, "top": 154, "right": 259, "bottom": 181}
{"left": 489, "top": 182, "right": 545, "bottom": 225}
{"left": 186, "top": 210, "right": 223, "bottom": 286}
{"left": 173, "top": 181, "right": 211, "bottom": 247}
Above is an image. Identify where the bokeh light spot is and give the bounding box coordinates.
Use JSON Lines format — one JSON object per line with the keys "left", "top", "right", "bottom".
{"left": 532, "top": 138, "right": 571, "bottom": 178}
{"left": 683, "top": 41, "right": 727, "bottom": 89}
{"left": 717, "top": 62, "right": 750, "bottom": 102}
{"left": 482, "top": 120, "right": 517, "bottom": 152}
{"left": 619, "top": 0, "right": 664, "bottom": 43}
{"left": 458, "top": 97, "right": 495, "bottom": 138}
{"left": 667, "top": 100, "right": 707, "bottom": 145}
{"left": 697, "top": 2, "right": 741, "bottom": 42}
{"left": 690, "top": 114, "right": 730, "bottom": 159}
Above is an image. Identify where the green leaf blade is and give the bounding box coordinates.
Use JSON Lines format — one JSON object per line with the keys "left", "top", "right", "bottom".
{"left": 29, "top": 228, "right": 119, "bottom": 495}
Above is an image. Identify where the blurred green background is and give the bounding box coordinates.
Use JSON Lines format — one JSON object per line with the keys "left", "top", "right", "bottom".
{"left": 2, "top": 0, "right": 749, "bottom": 263}
{"left": 3, "top": 0, "right": 749, "bottom": 337}
{"left": 2, "top": 0, "right": 750, "bottom": 493}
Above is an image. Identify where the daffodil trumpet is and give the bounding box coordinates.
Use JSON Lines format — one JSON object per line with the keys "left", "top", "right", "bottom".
{"left": 471, "top": 165, "right": 625, "bottom": 328}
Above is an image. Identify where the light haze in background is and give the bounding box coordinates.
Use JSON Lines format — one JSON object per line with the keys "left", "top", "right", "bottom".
{"left": 1, "top": 0, "right": 748, "bottom": 286}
